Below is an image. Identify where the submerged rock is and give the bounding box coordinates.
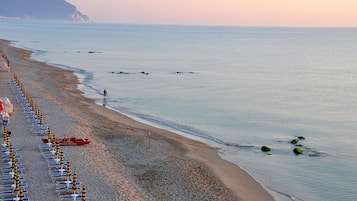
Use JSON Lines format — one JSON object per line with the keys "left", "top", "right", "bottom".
{"left": 88, "top": 51, "right": 102, "bottom": 54}
{"left": 308, "top": 151, "right": 325, "bottom": 157}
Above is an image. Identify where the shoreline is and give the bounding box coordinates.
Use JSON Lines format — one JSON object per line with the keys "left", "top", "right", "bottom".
{"left": 1, "top": 38, "right": 274, "bottom": 200}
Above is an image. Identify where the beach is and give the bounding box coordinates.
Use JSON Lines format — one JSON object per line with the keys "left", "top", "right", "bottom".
{"left": 0, "top": 39, "right": 274, "bottom": 201}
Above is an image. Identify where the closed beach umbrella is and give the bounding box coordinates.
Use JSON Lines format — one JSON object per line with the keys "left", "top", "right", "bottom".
{"left": 72, "top": 171, "right": 77, "bottom": 193}
{"left": 81, "top": 185, "right": 86, "bottom": 200}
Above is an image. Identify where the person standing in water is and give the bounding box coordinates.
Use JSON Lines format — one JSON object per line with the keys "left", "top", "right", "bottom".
{"left": 103, "top": 89, "right": 107, "bottom": 106}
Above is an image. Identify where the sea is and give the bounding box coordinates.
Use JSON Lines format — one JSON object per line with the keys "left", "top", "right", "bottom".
{"left": 1, "top": 19, "right": 357, "bottom": 201}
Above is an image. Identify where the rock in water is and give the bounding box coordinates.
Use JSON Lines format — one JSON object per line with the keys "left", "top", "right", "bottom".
{"left": 290, "top": 138, "right": 299, "bottom": 144}
{"left": 293, "top": 147, "right": 303, "bottom": 155}
{"left": 261, "top": 146, "right": 271, "bottom": 152}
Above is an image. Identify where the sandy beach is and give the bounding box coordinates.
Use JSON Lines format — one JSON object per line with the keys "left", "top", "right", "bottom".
{"left": 0, "top": 39, "right": 274, "bottom": 201}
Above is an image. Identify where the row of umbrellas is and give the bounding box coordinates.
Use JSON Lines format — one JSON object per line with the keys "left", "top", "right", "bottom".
{"left": 11, "top": 74, "right": 48, "bottom": 136}
{"left": 9, "top": 73, "right": 87, "bottom": 201}
{"left": 1, "top": 129, "right": 29, "bottom": 201}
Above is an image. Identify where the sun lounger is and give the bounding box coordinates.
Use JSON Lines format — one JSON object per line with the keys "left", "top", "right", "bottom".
{"left": 2, "top": 161, "right": 22, "bottom": 168}
{"left": 1, "top": 117, "right": 9, "bottom": 127}
{"left": 56, "top": 180, "right": 81, "bottom": 190}
{"left": 2, "top": 176, "right": 25, "bottom": 182}
{"left": 31, "top": 125, "right": 48, "bottom": 135}
{"left": 1, "top": 182, "right": 28, "bottom": 189}
{"left": 60, "top": 193, "right": 83, "bottom": 200}
{"left": 1, "top": 197, "right": 29, "bottom": 201}
{"left": 1, "top": 155, "right": 22, "bottom": 161}
{"left": 0, "top": 189, "right": 28, "bottom": 196}
{"left": 1, "top": 197, "right": 30, "bottom": 201}
{"left": 2, "top": 165, "right": 25, "bottom": 172}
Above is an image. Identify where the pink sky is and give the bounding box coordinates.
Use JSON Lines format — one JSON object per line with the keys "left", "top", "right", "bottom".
{"left": 67, "top": 0, "right": 357, "bottom": 26}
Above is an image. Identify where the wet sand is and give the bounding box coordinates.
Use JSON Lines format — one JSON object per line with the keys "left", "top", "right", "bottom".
{"left": 0, "top": 39, "right": 274, "bottom": 201}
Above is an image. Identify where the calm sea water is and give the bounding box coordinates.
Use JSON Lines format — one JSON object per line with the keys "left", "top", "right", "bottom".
{"left": 1, "top": 19, "right": 357, "bottom": 201}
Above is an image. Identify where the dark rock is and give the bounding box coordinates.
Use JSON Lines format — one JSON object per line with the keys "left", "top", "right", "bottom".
{"left": 293, "top": 147, "right": 303, "bottom": 155}
{"left": 290, "top": 138, "right": 299, "bottom": 144}
{"left": 261, "top": 146, "right": 271, "bottom": 152}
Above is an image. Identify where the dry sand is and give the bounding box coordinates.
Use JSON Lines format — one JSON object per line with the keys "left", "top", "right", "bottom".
{"left": 0, "top": 39, "right": 274, "bottom": 201}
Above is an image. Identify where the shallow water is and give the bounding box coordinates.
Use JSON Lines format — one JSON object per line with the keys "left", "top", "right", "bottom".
{"left": 1, "top": 19, "right": 357, "bottom": 200}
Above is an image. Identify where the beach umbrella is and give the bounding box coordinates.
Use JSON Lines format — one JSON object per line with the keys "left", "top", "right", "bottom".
{"left": 2, "top": 130, "right": 9, "bottom": 148}
{"left": 14, "top": 182, "right": 20, "bottom": 197}
{"left": 59, "top": 161, "right": 65, "bottom": 170}
{"left": 56, "top": 143, "right": 60, "bottom": 153}
{"left": 52, "top": 135, "right": 57, "bottom": 147}
{"left": 13, "top": 72, "right": 17, "bottom": 82}
{"left": 39, "top": 113, "right": 44, "bottom": 126}
{"left": 64, "top": 160, "right": 71, "bottom": 178}
{"left": 72, "top": 171, "right": 78, "bottom": 194}
{"left": 54, "top": 148, "right": 59, "bottom": 158}
{"left": 11, "top": 158, "right": 17, "bottom": 170}
{"left": 34, "top": 106, "right": 39, "bottom": 117}
{"left": 8, "top": 144, "right": 14, "bottom": 155}
{"left": 59, "top": 151, "right": 65, "bottom": 164}
{"left": 14, "top": 74, "right": 20, "bottom": 86}
{"left": 19, "top": 189, "right": 25, "bottom": 201}
{"left": 66, "top": 160, "right": 71, "bottom": 173}
{"left": 47, "top": 127, "right": 52, "bottom": 140}
{"left": 9, "top": 152, "right": 16, "bottom": 167}
{"left": 13, "top": 172, "right": 20, "bottom": 186}
{"left": 11, "top": 164, "right": 17, "bottom": 176}
{"left": 14, "top": 177, "right": 20, "bottom": 190}
{"left": 3, "top": 128, "right": 8, "bottom": 139}
{"left": 64, "top": 167, "right": 72, "bottom": 189}
{"left": 81, "top": 185, "right": 86, "bottom": 201}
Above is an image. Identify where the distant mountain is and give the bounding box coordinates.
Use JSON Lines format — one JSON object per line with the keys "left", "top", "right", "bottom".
{"left": 0, "top": 0, "right": 89, "bottom": 22}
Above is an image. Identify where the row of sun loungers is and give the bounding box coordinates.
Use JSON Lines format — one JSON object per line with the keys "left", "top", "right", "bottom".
{"left": 40, "top": 129, "right": 86, "bottom": 200}
{"left": 1, "top": 130, "right": 29, "bottom": 201}
{"left": 9, "top": 78, "right": 48, "bottom": 136}
{"left": 4, "top": 74, "right": 87, "bottom": 200}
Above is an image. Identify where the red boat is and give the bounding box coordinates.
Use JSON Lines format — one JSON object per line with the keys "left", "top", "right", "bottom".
{"left": 42, "top": 137, "right": 90, "bottom": 146}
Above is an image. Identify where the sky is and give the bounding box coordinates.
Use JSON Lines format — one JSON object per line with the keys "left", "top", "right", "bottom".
{"left": 67, "top": 0, "right": 357, "bottom": 27}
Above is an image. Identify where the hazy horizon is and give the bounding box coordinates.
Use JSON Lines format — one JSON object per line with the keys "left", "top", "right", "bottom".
{"left": 67, "top": 0, "right": 357, "bottom": 27}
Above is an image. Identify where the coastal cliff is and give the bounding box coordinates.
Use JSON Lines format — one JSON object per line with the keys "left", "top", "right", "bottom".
{"left": 0, "top": 0, "right": 89, "bottom": 22}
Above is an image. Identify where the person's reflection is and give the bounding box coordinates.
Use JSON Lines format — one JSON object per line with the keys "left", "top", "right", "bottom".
{"left": 103, "top": 96, "right": 107, "bottom": 107}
